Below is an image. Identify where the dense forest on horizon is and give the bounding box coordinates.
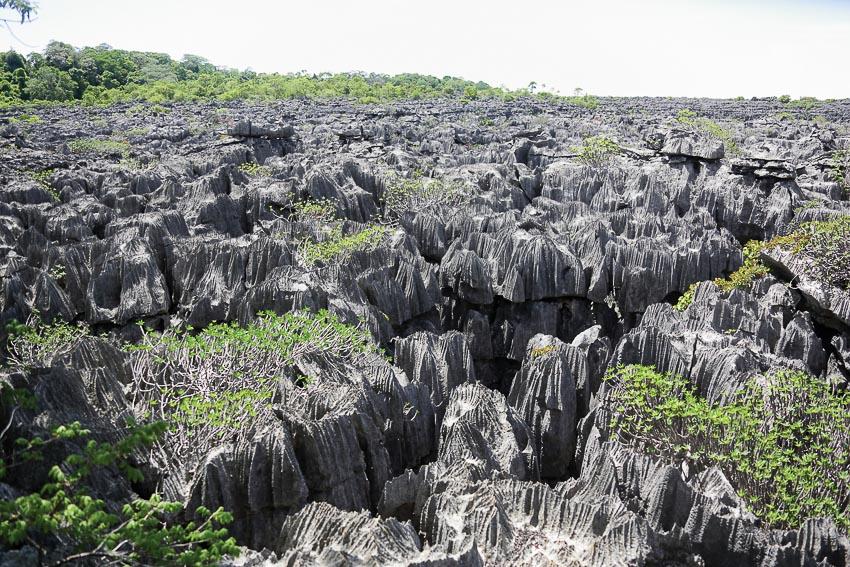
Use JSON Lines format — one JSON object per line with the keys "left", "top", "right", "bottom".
{"left": 0, "top": 40, "right": 601, "bottom": 107}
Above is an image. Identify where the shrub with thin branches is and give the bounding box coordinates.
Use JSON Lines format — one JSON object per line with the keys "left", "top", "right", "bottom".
{"left": 601, "top": 365, "right": 850, "bottom": 529}
{"left": 381, "top": 171, "right": 468, "bottom": 223}
{"left": 126, "top": 310, "right": 377, "bottom": 470}
{"left": 6, "top": 316, "right": 89, "bottom": 370}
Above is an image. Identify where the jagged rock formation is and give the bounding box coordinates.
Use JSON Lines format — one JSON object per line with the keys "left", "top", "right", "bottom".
{"left": 1, "top": 96, "right": 849, "bottom": 565}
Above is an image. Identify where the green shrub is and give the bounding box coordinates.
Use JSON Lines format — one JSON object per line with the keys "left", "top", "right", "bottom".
{"left": 237, "top": 161, "right": 270, "bottom": 177}
{"left": 127, "top": 310, "right": 377, "bottom": 468}
{"left": 573, "top": 135, "right": 620, "bottom": 166}
{"left": 0, "top": 419, "right": 238, "bottom": 566}
{"left": 291, "top": 197, "right": 337, "bottom": 224}
{"left": 7, "top": 316, "right": 89, "bottom": 370}
{"left": 119, "top": 156, "right": 157, "bottom": 171}
{"left": 24, "top": 168, "right": 59, "bottom": 201}
{"left": 830, "top": 149, "right": 849, "bottom": 193}
{"left": 675, "top": 109, "right": 739, "bottom": 156}
{"left": 788, "top": 97, "right": 821, "bottom": 120}
{"left": 381, "top": 171, "right": 466, "bottom": 223}
{"left": 777, "top": 94, "right": 791, "bottom": 103}
{"left": 602, "top": 365, "right": 850, "bottom": 529}
{"left": 778, "top": 215, "right": 850, "bottom": 289}
{"left": 67, "top": 137, "right": 130, "bottom": 157}
{"left": 299, "top": 224, "right": 392, "bottom": 266}
{"left": 9, "top": 113, "right": 41, "bottom": 124}
{"left": 713, "top": 240, "right": 769, "bottom": 292}
{"left": 673, "top": 282, "right": 698, "bottom": 312}
{"left": 686, "top": 216, "right": 850, "bottom": 302}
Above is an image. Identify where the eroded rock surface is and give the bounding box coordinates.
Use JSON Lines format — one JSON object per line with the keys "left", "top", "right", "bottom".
{"left": 2, "top": 96, "right": 849, "bottom": 565}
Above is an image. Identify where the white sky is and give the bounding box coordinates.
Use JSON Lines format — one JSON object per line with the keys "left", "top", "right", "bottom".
{"left": 1, "top": 0, "right": 848, "bottom": 99}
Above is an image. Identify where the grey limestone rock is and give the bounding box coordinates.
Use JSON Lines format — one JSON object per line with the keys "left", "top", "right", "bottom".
{"left": 186, "top": 425, "right": 308, "bottom": 549}
{"left": 86, "top": 237, "right": 170, "bottom": 324}
{"left": 507, "top": 334, "right": 580, "bottom": 479}
{"left": 661, "top": 131, "right": 725, "bottom": 160}
{"left": 228, "top": 119, "right": 295, "bottom": 139}
{"left": 440, "top": 382, "right": 538, "bottom": 481}
{"left": 394, "top": 331, "right": 476, "bottom": 412}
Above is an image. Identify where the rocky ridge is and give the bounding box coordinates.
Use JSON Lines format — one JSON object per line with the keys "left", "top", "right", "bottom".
{"left": 1, "top": 96, "right": 849, "bottom": 566}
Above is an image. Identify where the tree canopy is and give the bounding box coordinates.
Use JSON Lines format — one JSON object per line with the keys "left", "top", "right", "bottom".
{"left": 0, "top": 0, "right": 34, "bottom": 23}
{"left": 0, "top": 40, "right": 594, "bottom": 107}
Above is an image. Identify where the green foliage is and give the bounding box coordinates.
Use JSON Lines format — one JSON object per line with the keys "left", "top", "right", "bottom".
{"left": 558, "top": 93, "right": 599, "bottom": 109}
{"left": 772, "top": 215, "right": 850, "bottom": 289}
{"left": 299, "top": 224, "right": 392, "bottom": 266}
{"left": 777, "top": 94, "right": 791, "bottom": 103}
{"left": 0, "top": 41, "right": 566, "bottom": 106}
{"left": 602, "top": 365, "right": 850, "bottom": 529}
{"left": 128, "top": 309, "right": 377, "bottom": 467}
{"left": 381, "top": 170, "right": 467, "bottom": 223}
{"left": 788, "top": 97, "right": 821, "bottom": 120}
{"left": 24, "top": 168, "right": 59, "bottom": 201}
{"left": 0, "top": 419, "right": 239, "bottom": 566}
{"left": 295, "top": 375, "right": 313, "bottom": 388}
{"left": 688, "top": 216, "right": 850, "bottom": 301}
{"left": 238, "top": 161, "right": 270, "bottom": 177}
{"left": 574, "top": 136, "right": 620, "bottom": 166}
{"left": 26, "top": 66, "right": 76, "bottom": 102}
{"left": 149, "top": 104, "right": 170, "bottom": 115}
{"left": 713, "top": 240, "right": 769, "bottom": 293}
{"left": 7, "top": 316, "right": 89, "bottom": 370}
{"left": 774, "top": 111, "right": 794, "bottom": 121}
{"left": 8, "top": 112, "right": 40, "bottom": 123}
{"left": 169, "top": 385, "right": 275, "bottom": 435}
{"left": 830, "top": 149, "right": 849, "bottom": 193}
{"left": 675, "top": 109, "right": 739, "bottom": 156}
{"left": 793, "top": 199, "right": 823, "bottom": 214}
{"left": 0, "top": 0, "right": 35, "bottom": 22}
{"left": 673, "top": 282, "right": 698, "bottom": 312}
{"left": 67, "top": 137, "right": 131, "bottom": 157}
{"left": 291, "top": 198, "right": 337, "bottom": 224}
{"left": 119, "top": 156, "right": 157, "bottom": 171}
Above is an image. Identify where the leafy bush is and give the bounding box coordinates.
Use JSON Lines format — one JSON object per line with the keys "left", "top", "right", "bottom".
{"left": 673, "top": 282, "right": 697, "bottom": 312}
{"left": 238, "top": 161, "right": 270, "bottom": 177}
{"left": 67, "top": 137, "right": 130, "bottom": 157}
{"left": 127, "top": 310, "right": 377, "bottom": 468}
{"left": 774, "top": 215, "right": 850, "bottom": 290}
{"left": 291, "top": 198, "right": 337, "bottom": 224}
{"left": 7, "top": 316, "right": 89, "bottom": 370}
{"left": 675, "top": 109, "right": 739, "bottom": 156}
{"left": 298, "top": 224, "right": 392, "bottom": 267}
{"left": 381, "top": 171, "right": 467, "bottom": 223}
{"left": 676, "top": 216, "right": 850, "bottom": 310}
{"left": 24, "top": 168, "right": 59, "bottom": 201}
{"left": 574, "top": 136, "right": 620, "bottom": 166}
{"left": 788, "top": 97, "right": 821, "bottom": 120}
{"left": 777, "top": 94, "right": 791, "bottom": 103}
{"left": 9, "top": 113, "right": 41, "bottom": 123}
{"left": 0, "top": 419, "right": 239, "bottom": 566}
{"left": 602, "top": 365, "right": 850, "bottom": 529}
{"left": 713, "top": 240, "right": 769, "bottom": 293}
{"left": 830, "top": 149, "right": 849, "bottom": 193}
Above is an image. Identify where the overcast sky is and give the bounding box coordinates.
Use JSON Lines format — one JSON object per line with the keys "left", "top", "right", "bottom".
{"left": 1, "top": 0, "right": 847, "bottom": 99}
